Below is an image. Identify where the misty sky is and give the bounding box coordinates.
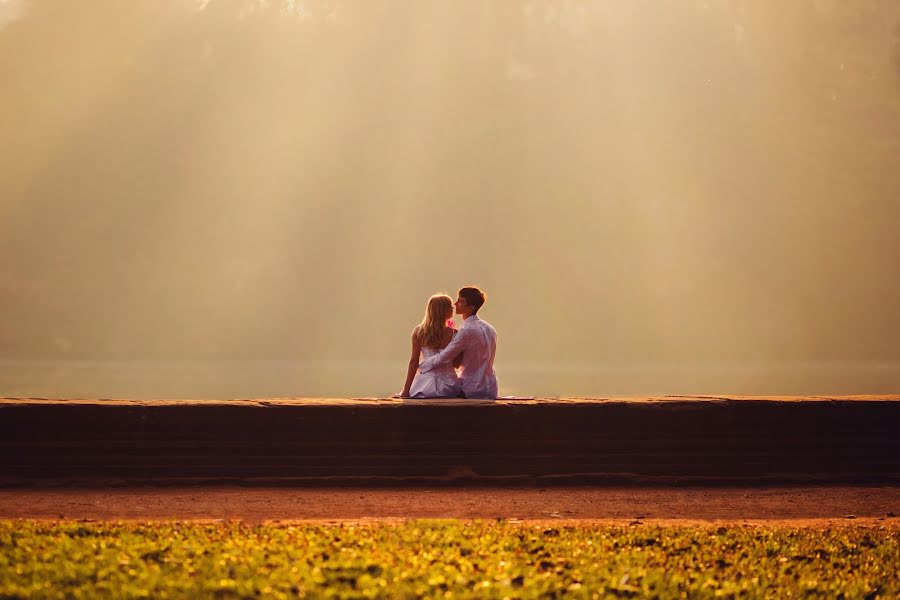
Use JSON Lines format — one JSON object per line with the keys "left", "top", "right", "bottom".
{"left": 1, "top": 1, "right": 899, "bottom": 397}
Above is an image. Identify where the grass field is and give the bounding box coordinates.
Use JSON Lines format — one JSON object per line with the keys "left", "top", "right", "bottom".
{"left": 1, "top": 520, "right": 897, "bottom": 598}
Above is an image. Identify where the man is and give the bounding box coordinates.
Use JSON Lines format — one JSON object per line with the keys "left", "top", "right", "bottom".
{"left": 418, "top": 286, "right": 498, "bottom": 399}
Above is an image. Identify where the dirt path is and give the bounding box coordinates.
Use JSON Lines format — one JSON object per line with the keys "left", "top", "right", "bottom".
{"left": 1, "top": 486, "right": 898, "bottom": 524}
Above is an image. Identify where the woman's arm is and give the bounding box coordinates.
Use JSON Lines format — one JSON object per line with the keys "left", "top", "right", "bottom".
{"left": 396, "top": 328, "right": 422, "bottom": 398}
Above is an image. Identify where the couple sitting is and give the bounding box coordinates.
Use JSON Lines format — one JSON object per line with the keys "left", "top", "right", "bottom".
{"left": 396, "top": 286, "right": 498, "bottom": 399}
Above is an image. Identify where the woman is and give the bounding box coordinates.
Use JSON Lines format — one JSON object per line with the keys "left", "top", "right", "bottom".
{"left": 396, "top": 294, "right": 463, "bottom": 398}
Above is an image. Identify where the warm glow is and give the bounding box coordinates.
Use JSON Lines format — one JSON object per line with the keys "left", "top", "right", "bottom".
{"left": 1, "top": 1, "right": 899, "bottom": 398}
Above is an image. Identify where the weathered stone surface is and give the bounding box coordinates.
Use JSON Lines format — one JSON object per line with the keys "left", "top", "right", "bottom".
{"left": 1, "top": 396, "right": 898, "bottom": 485}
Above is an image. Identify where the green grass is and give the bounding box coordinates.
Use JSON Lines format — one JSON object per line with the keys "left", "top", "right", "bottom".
{"left": 1, "top": 520, "right": 897, "bottom": 599}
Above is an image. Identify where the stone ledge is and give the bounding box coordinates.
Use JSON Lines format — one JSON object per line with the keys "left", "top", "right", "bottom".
{"left": 2, "top": 396, "right": 899, "bottom": 485}
{"left": 3, "top": 394, "right": 899, "bottom": 406}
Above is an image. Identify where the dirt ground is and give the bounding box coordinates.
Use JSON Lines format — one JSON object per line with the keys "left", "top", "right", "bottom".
{"left": 1, "top": 486, "right": 898, "bottom": 526}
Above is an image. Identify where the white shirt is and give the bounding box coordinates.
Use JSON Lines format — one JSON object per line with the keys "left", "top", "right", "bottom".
{"left": 418, "top": 314, "right": 498, "bottom": 399}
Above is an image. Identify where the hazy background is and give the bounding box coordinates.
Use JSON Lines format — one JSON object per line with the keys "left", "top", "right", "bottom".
{"left": 2, "top": 0, "right": 899, "bottom": 398}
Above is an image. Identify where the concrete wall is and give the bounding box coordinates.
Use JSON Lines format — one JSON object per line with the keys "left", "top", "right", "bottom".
{"left": 2, "top": 397, "right": 898, "bottom": 485}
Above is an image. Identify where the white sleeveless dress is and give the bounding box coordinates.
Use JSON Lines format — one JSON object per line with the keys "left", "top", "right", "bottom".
{"left": 409, "top": 345, "right": 462, "bottom": 398}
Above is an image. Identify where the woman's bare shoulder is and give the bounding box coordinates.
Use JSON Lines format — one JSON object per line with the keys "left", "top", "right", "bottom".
{"left": 441, "top": 328, "right": 456, "bottom": 346}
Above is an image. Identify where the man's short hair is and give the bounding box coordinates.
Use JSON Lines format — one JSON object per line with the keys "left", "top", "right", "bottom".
{"left": 458, "top": 286, "right": 486, "bottom": 313}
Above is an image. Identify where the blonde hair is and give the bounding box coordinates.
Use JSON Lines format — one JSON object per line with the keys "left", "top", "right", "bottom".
{"left": 416, "top": 294, "right": 453, "bottom": 349}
